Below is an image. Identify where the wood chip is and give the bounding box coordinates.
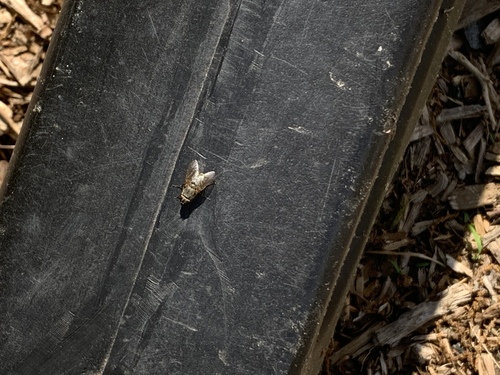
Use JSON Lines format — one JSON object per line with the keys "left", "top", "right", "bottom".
{"left": 410, "top": 125, "right": 434, "bottom": 142}
{"left": 0, "top": 7, "right": 13, "bottom": 24}
{"left": 485, "top": 165, "right": 500, "bottom": 176}
{"left": 488, "top": 239, "right": 500, "bottom": 264}
{"left": 441, "top": 177, "right": 457, "bottom": 202}
{"left": 439, "top": 122, "right": 456, "bottom": 145}
{"left": 433, "top": 134, "right": 445, "bottom": 156}
{"left": 410, "top": 137, "right": 432, "bottom": 170}
{"left": 449, "top": 183, "right": 500, "bottom": 210}
{"left": 403, "top": 202, "right": 422, "bottom": 234}
{"left": 479, "top": 225, "right": 500, "bottom": 249}
{"left": 473, "top": 213, "right": 487, "bottom": 235}
{"left": 449, "top": 144, "right": 469, "bottom": 165}
{"left": 485, "top": 152, "right": 500, "bottom": 162}
{"left": 373, "top": 283, "right": 472, "bottom": 347}
{"left": 412, "top": 220, "right": 434, "bottom": 236}
{"left": 453, "top": 158, "right": 469, "bottom": 180}
{"left": 410, "top": 106, "right": 434, "bottom": 142}
{"left": 0, "top": 0, "right": 52, "bottom": 38}
{"left": 411, "top": 343, "right": 438, "bottom": 365}
{"left": 488, "top": 41, "right": 500, "bottom": 66}
{"left": 428, "top": 171, "right": 449, "bottom": 198}
{"left": 382, "top": 238, "right": 413, "bottom": 251}
{"left": 482, "top": 18, "right": 500, "bottom": 44}
{"left": 482, "top": 275, "right": 497, "bottom": 302}
{"left": 329, "top": 322, "right": 386, "bottom": 364}
{"left": 492, "top": 141, "right": 500, "bottom": 154}
{"left": 410, "top": 189, "right": 428, "bottom": 203}
{"left": 435, "top": 104, "right": 487, "bottom": 123}
{"left": 439, "top": 336, "right": 455, "bottom": 362}
{"left": 463, "top": 123, "right": 484, "bottom": 156}
{"left": 476, "top": 352, "right": 496, "bottom": 375}
{"left": 0, "top": 51, "right": 37, "bottom": 86}
{"left": 0, "top": 100, "right": 19, "bottom": 136}
{"left": 445, "top": 254, "right": 473, "bottom": 277}
{"left": 476, "top": 302, "right": 500, "bottom": 321}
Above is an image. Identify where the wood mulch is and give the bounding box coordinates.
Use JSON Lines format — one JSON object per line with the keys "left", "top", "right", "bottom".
{"left": 1, "top": 1, "right": 499, "bottom": 374}
{"left": 0, "top": 0, "right": 61, "bottom": 184}
{"left": 326, "top": 5, "right": 500, "bottom": 375}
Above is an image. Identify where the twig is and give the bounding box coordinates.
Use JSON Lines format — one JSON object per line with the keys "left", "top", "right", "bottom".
{"left": 449, "top": 51, "right": 497, "bottom": 130}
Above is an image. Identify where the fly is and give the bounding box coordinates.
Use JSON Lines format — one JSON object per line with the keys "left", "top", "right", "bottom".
{"left": 178, "top": 159, "right": 216, "bottom": 204}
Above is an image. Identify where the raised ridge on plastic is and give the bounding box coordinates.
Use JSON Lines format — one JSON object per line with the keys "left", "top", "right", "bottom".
{"left": 0, "top": 0, "right": 464, "bottom": 374}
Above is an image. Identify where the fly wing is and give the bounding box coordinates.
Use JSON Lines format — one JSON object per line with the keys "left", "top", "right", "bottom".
{"left": 184, "top": 160, "right": 199, "bottom": 181}
{"left": 199, "top": 171, "right": 216, "bottom": 189}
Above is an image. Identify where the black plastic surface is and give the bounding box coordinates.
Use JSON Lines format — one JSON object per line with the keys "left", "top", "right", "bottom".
{"left": 0, "top": 1, "right": 462, "bottom": 374}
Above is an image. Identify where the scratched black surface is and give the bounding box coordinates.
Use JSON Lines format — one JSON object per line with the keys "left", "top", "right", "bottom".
{"left": 0, "top": 0, "right": 442, "bottom": 374}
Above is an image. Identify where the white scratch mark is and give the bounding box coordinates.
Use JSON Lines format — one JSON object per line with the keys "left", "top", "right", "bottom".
{"left": 287, "top": 125, "right": 310, "bottom": 134}
{"left": 187, "top": 147, "right": 207, "bottom": 160}
{"left": 320, "top": 160, "right": 338, "bottom": 217}
{"left": 165, "top": 317, "right": 198, "bottom": 332}
{"left": 205, "top": 246, "right": 234, "bottom": 296}
{"left": 200, "top": 243, "right": 235, "bottom": 358}
{"left": 271, "top": 55, "right": 308, "bottom": 75}
{"left": 251, "top": 49, "right": 265, "bottom": 70}
{"left": 148, "top": 13, "right": 160, "bottom": 43}
{"left": 202, "top": 148, "right": 241, "bottom": 169}
{"left": 141, "top": 47, "right": 149, "bottom": 62}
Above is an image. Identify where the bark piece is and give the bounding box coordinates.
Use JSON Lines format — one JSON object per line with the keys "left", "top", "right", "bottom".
{"left": 436, "top": 104, "right": 487, "bottom": 123}
{"left": 449, "top": 183, "right": 500, "bottom": 210}
{"left": 374, "top": 283, "right": 472, "bottom": 346}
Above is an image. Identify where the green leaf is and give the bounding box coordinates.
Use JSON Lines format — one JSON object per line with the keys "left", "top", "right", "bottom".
{"left": 468, "top": 223, "right": 483, "bottom": 260}
{"left": 388, "top": 259, "right": 402, "bottom": 274}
